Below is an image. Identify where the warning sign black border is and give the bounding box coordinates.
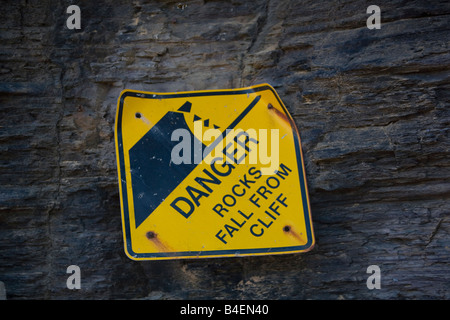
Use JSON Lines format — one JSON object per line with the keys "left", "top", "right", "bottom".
{"left": 115, "top": 84, "right": 314, "bottom": 260}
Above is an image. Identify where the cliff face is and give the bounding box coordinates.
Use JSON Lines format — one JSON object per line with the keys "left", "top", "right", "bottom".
{"left": 1, "top": 0, "right": 449, "bottom": 299}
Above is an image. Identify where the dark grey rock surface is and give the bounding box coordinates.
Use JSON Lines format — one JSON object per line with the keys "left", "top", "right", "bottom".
{"left": 0, "top": 0, "right": 449, "bottom": 299}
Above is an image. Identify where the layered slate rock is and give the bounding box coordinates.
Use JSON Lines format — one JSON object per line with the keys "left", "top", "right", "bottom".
{"left": 0, "top": 0, "right": 449, "bottom": 299}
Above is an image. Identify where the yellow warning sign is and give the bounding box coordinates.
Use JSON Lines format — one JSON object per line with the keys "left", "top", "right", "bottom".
{"left": 115, "top": 84, "right": 314, "bottom": 260}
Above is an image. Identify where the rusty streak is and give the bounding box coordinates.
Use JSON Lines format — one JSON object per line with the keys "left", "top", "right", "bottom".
{"left": 283, "top": 225, "right": 306, "bottom": 244}
{"left": 146, "top": 231, "right": 170, "bottom": 252}
{"left": 268, "top": 103, "right": 293, "bottom": 126}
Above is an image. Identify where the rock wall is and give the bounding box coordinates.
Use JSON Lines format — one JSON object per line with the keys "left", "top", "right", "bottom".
{"left": 0, "top": 0, "right": 449, "bottom": 299}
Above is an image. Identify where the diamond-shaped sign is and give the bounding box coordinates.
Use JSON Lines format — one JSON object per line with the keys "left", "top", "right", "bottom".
{"left": 115, "top": 84, "right": 315, "bottom": 260}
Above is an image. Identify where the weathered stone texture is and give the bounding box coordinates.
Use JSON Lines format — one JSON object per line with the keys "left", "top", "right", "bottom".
{"left": 0, "top": 0, "right": 449, "bottom": 299}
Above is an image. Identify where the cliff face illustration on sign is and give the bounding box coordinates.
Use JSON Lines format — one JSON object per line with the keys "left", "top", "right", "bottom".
{"left": 115, "top": 84, "right": 315, "bottom": 260}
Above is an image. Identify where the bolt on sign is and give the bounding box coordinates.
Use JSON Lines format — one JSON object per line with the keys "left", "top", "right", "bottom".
{"left": 115, "top": 84, "right": 315, "bottom": 260}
